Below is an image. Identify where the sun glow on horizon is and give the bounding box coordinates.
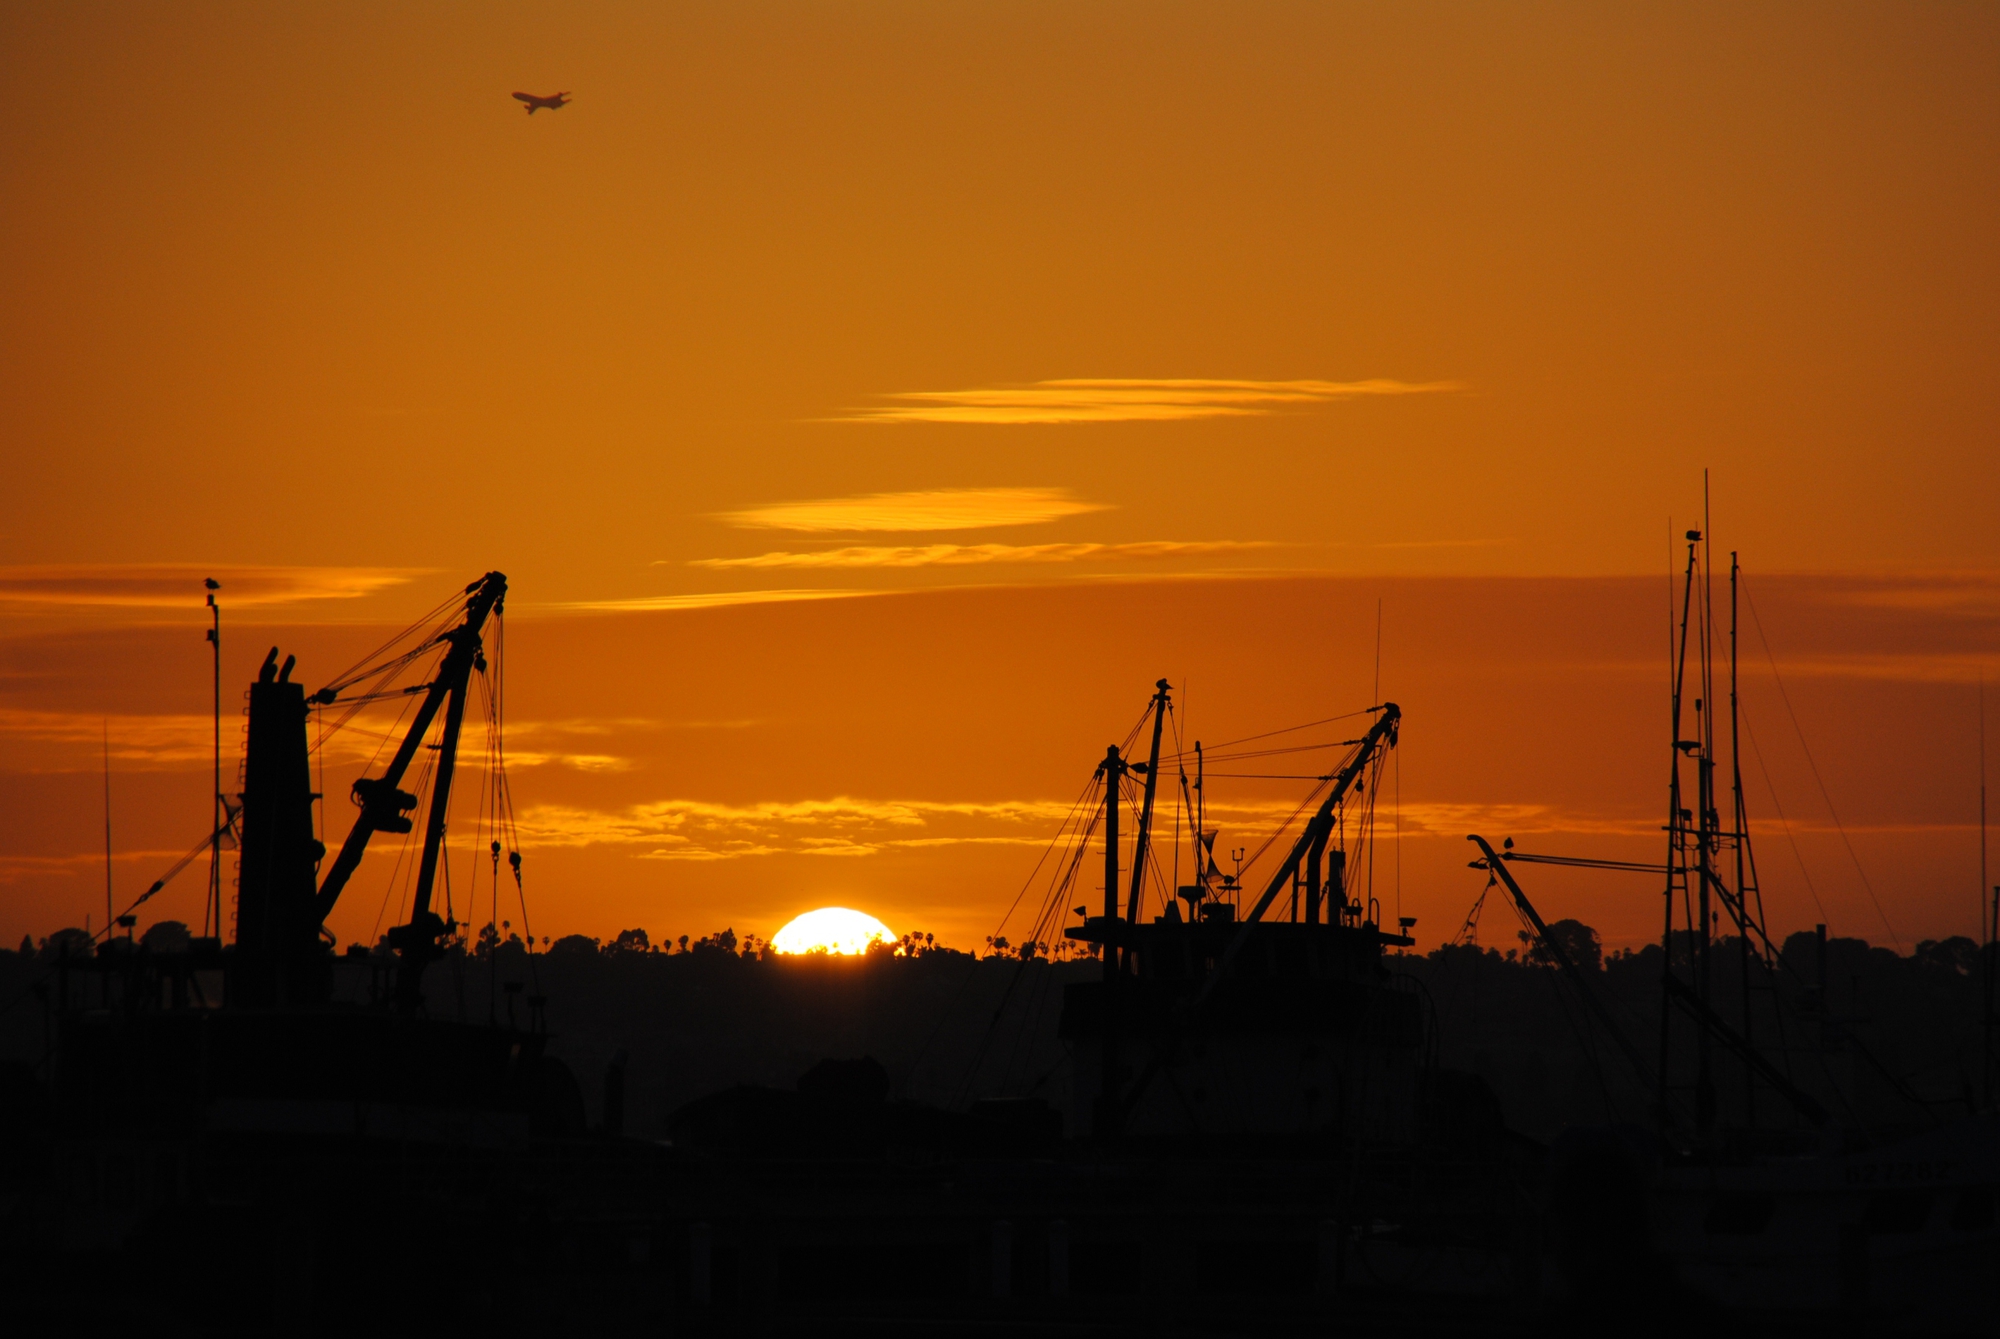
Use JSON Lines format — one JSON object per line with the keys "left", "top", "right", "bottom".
{"left": 770, "top": 907, "right": 897, "bottom": 956}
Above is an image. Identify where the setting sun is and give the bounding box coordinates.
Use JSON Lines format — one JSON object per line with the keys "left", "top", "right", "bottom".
{"left": 770, "top": 908, "right": 897, "bottom": 956}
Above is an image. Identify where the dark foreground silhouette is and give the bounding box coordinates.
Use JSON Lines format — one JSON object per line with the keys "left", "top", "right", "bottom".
{"left": 7, "top": 920, "right": 1942, "bottom": 1142}
{"left": 0, "top": 924, "right": 1991, "bottom": 1335}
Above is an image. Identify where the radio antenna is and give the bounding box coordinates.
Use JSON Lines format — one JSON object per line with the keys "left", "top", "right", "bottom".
{"left": 205, "top": 578, "right": 222, "bottom": 939}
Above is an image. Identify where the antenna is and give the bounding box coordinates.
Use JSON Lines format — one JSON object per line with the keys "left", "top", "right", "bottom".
{"left": 103, "top": 720, "right": 113, "bottom": 936}
{"left": 1373, "top": 597, "right": 1383, "bottom": 706}
{"left": 205, "top": 577, "right": 221, "bottom": 940}
{"left": 1982, "top": 674, "right": 1993, "bottom": 1106}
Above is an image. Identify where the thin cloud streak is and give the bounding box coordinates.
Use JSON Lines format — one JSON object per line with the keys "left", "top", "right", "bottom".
{"left": 718, "top": 487, "right": 1108, "bottom": 533}
{"left": 1370, "top": 539, "right": 1513, "bottom": 550}
{"left": 691, "top": 540, "right": 1272, "bottom": 570}
{"left": 516, "top": 795, "right": 1079, "bottom": 862}
{"left": 508, "top": 793, "right": 1680, "bottom": 865}
{"left": 1811, "top": 572, "right": 2000, "bottom": 617}
{"left": 836, "top": 378, "right": 1463, "bottom": 425}
{"left": 0, "top": 850, "right": 198, "bottom": 886}
{"left": 0, "top": 565, "right": 424, "bottom": 609}
{"left": 0, "top": 708, "right": 637, "bottom": 774}
{"left": 0, "top": 709, "right": 218, "bottom": 767}
{"left": 551, "top": 589, "right": 877, "bottom": 614}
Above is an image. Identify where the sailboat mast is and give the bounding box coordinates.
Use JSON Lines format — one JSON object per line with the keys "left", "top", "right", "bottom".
{"left": 1100, "top": 745, "right": 1124, "bottom": 980}
{"left": 205, "top": 578, "right": 221, "bottom": 939}
{"left": 1695, "top": 485, "right": 1717, "bottom": 1137}
{"left": 1982, "top": 676, "right": 1994, "bottom": 1107}
{"left": 1194, "top": 741, "right": 1205, "bottom": 899}
{"left": 1733, "top": 552, "right": 1756, "bottom": 1125}
{"left": 102, "top": 721, "right": 113, "bottom": 936}
{"left": 1659, "top": 533, "right": 1699, "bottom": 1129}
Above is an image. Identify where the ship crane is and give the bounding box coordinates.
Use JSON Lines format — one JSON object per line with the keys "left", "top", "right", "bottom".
{"left": 1462, "top": 833, "right": 1829, "bottom": 1129}
{"left": 1208, "top": 701, "right": 1399, "bottom": 960}
{"left": 308, "top": 571, "right": 507, "bottom": 1009}
{"left": 1067, "top": 698, "right": 1409, "bottom": 1137}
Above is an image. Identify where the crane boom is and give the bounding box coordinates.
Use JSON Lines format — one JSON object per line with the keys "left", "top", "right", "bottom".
{"left": 311, "top": 572, "right": 506, "bottom": 934}
{"left": 1123, "top": 680, "right": 1172, "bottom": 929}
{"left": 1238, "top": 703, "right": 1396, "bottom": 928}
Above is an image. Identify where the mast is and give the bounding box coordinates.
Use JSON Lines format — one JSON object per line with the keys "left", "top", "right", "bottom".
{"left": 1983, "top": 675, "right": 1994, "bottom": 1107}
{"left": 1194, "top": 741, "right": 1206, "bottom": 900}
{"left": 1099, "top": 745, "right": 1126, "bottom": 981}
{"left": 1124, "top": 680, "right": 1171, "bottom": 930}
{"left": 1093, "top": 740, "right": 1128, "bottom": 1136}
{"left": 1695, "top": 483, "right": 1716, "bottom": 1138}
{"left": 1659, "top": 531, "right": 1700, "bottom": 1132}
{"left": 1732, "top": 552, "right": 1755, "bottom": 1125}
{"left": 102, "top": 721, "right": 113, "bottom": 936}
{"left": 205, "top": 578, "right": 221, "bottom": 939}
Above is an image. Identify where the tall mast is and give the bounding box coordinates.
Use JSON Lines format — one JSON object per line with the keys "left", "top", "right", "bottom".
{"left": 1659, "top": 532, "right": 1699, "bottom": 1130}
{"left": 204, "top": 578, "right": 221, "bottom": 939}
{"left": 1099, "top": 745, "right": 1125, "bottom": 980}
{"left": 1194, "top": 741, "right": 1206, "bottom": 900}
{"left": 1732, "top": 552, "right": 1755, "bottom": 1125}
{"left": 102, "top": 721, "right": 113, "bottom": 936}
{"left": 1093, "top": 740, "right": 1128, "bottom": 1137}
{"left": 1982, "top": 675, "right": 1994, "bottom": 1107}
{"left": 1695, "top": 480, "right": 1716, "bottom": 1137}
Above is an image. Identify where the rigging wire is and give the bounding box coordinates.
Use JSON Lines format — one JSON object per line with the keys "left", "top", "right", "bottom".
{"left": 1394, "top": 734, "right": 1402, "bottom": 930}
{"left": 955, "top": 693, "right": 1177, "bottom": 1106}
{"left": 314, "top": 589, "right": 464, "bottom": 695}
{"left": 1740, "top": 706, "right": 1834, "bottom": 930}
{"left": 1165, "top": 708, "right": 1373, "bottom": 756}
{"left": 1161, "top": 739, "right": 1358, "bottom": 765}
{"left": 1742, "top": 577, "right": 1901, "bottom": 948}
{"left": 1494, "top": 890, "right": 1621, "bottom": 1120}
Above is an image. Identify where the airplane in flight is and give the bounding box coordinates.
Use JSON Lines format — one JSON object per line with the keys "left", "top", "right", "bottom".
{"left": 512, "top": 91, "right": 571, "bottom": 115}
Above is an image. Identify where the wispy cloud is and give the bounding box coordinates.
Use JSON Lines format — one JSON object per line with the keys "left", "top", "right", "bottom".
{"left": 1809, "top": 572, "right": 2000, "bottom": 618}
{"left": 0, "top": 709, "right": 218, "bottom": 767}
{"left": 508, "top": 752, "right": 635, "bottom": 773}
{"left": 1370, "top": 539, "right": 1513, "bottom": 551}
{"left": 690, "top": 540, "right": 1272, "bottom": 570}
{"left": 552, "top": 589, "right": 877, "bottom": 613}
{"left": 1389, "top": 802, "right": 1662, "bottom": 839}
{"left": 1183, "top": 798, "right": 1666, "bottom": 845}
{"left": 514, "top": 795, "right": 1075, "bottom": 862}
{"left": 502, "top": 793, "right": 1674, "bottom": 867}
{"left": 0, "top": 850, "right": 199, "bottom": 887}
{"left": 834, "top": 378, "right": 1463, "bottom": 425}
{"left": 0, "top": 565, "right": 424, "bottom": 610}
{"left": 717, "top": 487, "right": 1109, "bottom": 533}
{"left": 0, "top": 707, "right": 646, "bottom": 775}
{"left": 510, "top": 716, "right": 764, "bottom": 735}
{"left": 1744, "top": 652, "right": 2000, "bottom": 684}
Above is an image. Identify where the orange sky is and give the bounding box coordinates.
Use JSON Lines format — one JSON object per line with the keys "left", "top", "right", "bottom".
{"left": 2, "top": 4, "right": 1996, "bottom": 955}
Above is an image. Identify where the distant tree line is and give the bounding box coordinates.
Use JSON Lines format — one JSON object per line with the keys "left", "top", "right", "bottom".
{"left": 3, "top": 917, "right": 1988, "bottom": 1144}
